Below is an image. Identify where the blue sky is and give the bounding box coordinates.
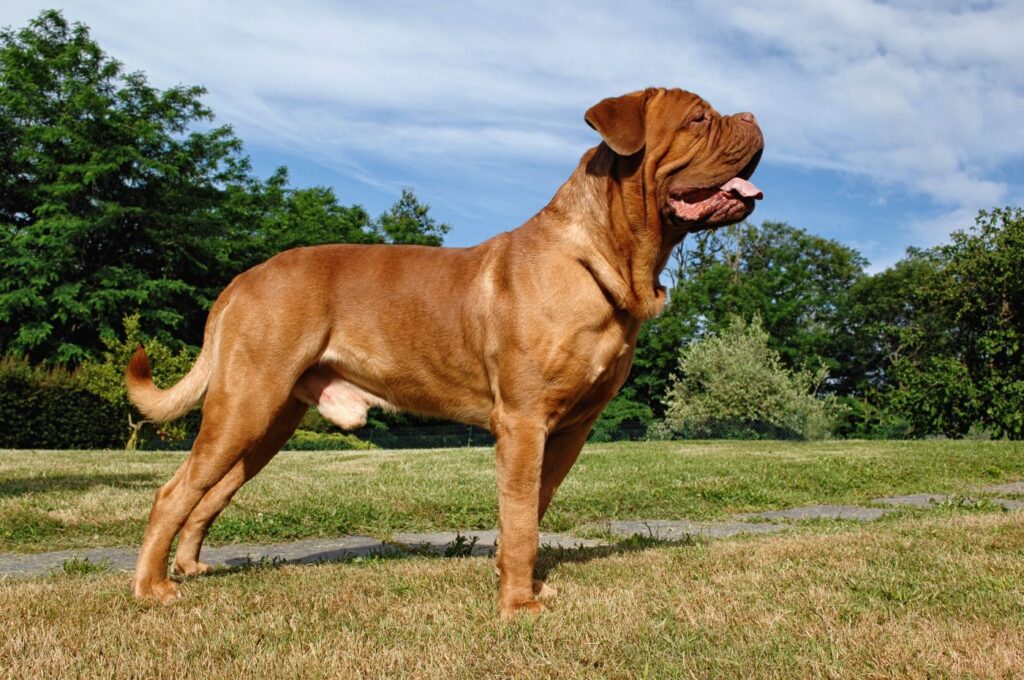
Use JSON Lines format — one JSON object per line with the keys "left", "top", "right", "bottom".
{"left": 5, "top": 1, "right": 1023, "bottom": 271}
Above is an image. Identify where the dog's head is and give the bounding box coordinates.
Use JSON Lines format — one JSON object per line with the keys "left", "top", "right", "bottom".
{"left": 585, "top": 88, "right": 764, "bottom": 234}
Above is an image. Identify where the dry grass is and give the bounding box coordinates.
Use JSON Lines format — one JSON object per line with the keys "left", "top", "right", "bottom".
{"left": 2, "top": 512, "right": 1022, "bottom": 678}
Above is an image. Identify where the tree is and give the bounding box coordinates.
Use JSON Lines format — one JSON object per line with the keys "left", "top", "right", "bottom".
{"left": 613, "top": 220, "right": 867, "bottom": 433}
{"left": 216, "top": 166, "right": 377, "bottom": 274}
{"left": 668, "top": 221, "right": 867, "bottom": 373}
{"left": 882, "top": 208, "right": 1024, "bottom": 438}
{"left": 0, "top": 12, "right": 452, "bottom": 364}
{"left": 661, "top": 316, "right": 839, "bottom": 440}
{"left": 0, "top": 10, "right": 249, "bottom": 362}
{"left": 373, "top": 188, "right": 450, "bottom": 246}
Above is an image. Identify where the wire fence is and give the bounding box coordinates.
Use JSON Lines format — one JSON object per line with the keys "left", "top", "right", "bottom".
{"left": 300, "top": 418, "right": 815, "bottom": 450}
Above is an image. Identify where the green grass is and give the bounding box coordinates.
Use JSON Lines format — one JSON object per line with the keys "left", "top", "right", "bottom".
{"left": 59, "top": 556, "right": 111, "bottom": 577}
{"left": 1, "top": 440, "right": 1022, "bottom": 553}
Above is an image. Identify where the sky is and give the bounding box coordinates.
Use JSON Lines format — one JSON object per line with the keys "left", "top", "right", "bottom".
{"left": 4, "top": 1, "right": 1023, "bottom": 272}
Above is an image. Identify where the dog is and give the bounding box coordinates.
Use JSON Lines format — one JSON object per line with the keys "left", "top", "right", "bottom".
{"left": 127, "top": 87, "right": 763, "bottom": 618}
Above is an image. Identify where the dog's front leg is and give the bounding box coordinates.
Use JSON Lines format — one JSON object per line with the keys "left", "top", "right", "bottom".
{"left": 493, "top": 415, "right": 546, "bottom": 619}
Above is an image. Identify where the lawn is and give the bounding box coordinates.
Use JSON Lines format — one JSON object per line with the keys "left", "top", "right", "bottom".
{"left": 2, "top": 440, "right": 1024, "bottom": 677}
{"left": 1, "top": 440, "right": 1022, "bottom": 553}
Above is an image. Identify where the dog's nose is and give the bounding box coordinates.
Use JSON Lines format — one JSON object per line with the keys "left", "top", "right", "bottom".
{"left": 736, "top": 112, "right": 757, "bottom": 126}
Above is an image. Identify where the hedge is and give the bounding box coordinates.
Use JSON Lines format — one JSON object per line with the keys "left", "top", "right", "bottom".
{"left": 0, "top": 358, "right": 124, "bottom": 449}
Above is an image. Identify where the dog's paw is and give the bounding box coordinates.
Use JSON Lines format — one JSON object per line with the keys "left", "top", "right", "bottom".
{"left": 499, "top": 598, "right": 546, "bottom": 620}
{"left": 134, "top": 579, "right": 182, "bottom": 604}
{"left": 172, "top": 559, "right": 211, "bottom": 578}
{"left": 532, "top": 579, "right": 558, "bottom": 599}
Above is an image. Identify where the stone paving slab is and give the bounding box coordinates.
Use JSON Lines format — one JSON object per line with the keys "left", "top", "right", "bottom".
{"left": 202, "top": 535, "right": 396, "bottom": 567}
{"left": 982, "top": 481, "right": 1024, "bottom": 495}
{"left": 0, "top": 546, "right": 138, "bottom": 577}
{"left": 388, "top": 531, "right": 607, "bottom": 556}
{"left": 739, "top": 504, "right": 894, "bottom": 522}
{"left": 873, "top": 493, "right": 1024, "bottom": 511}
{"left": 873, "top": 493, "right": 951, "bottom": 507}
{"left": 0, "top": 535, "right": 393, "bottom": 579}
{"left": 605, "top": 519, "right": 787, "bottom": 540}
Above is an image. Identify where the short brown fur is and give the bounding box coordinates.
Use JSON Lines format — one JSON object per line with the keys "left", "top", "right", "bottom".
{"left": 127, "top": 87, "right": 763, "bottom": 618}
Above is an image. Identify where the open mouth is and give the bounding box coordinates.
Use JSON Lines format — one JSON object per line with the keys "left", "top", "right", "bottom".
{"left": 667, "top": 176, "right": 763, "bottom": 225}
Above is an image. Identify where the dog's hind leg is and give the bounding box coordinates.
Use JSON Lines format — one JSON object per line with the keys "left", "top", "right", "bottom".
{"left": 133, "top": 375, "right": 295, "bottom": 603}
{"left": 172, "top": 396, "right": 308, "bottom": 577}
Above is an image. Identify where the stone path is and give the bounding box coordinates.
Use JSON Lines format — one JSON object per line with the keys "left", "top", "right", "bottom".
{"left": 2, "top": 480, "right": 1021, "bottom": 579}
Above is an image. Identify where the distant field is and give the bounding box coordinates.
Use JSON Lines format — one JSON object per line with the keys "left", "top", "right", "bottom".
{"left": 1, "top": 440, "right": 1022, "bottom": 553}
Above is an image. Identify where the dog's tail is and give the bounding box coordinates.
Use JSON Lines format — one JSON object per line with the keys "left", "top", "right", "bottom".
{"left": 126, "top": 305, "right": 223, "bottom": 423}
{"left": 126, "top": 345, "right": 212, "bottom": 423}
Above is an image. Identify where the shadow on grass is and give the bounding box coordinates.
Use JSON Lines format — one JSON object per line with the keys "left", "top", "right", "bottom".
{"left": 535, "top": 533, "right": 699, "bottom": 581}
{"left": 185, "top": 532, "right": 700, "bottom": 583}
{"left": 0, "top": 472, "right": 159, "bottom": 498}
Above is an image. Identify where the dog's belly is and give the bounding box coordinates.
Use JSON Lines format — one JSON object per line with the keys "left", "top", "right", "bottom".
{"left": 293, "top": 365, "right": 394, "bottom": 430}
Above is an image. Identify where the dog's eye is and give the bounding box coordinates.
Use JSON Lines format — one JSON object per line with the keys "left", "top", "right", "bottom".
{"left": 687, "top": 111, "right": 708, "bottom": 128}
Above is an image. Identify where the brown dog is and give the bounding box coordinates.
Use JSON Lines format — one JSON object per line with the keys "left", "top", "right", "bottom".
{"left": 127, "top": 87, "right": 763, "bottom": 618}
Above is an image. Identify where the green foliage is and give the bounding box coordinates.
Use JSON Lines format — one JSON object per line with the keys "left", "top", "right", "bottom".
{"left": 0, "top": 356, "right": 122, "bottom": 448}
{"left": 373, "top": 188, "right": 450, "bottom": 246}
{"left": 590, "top": 394, "right": 653, "bottom": 442}
{"left": 0, "top": 12, "right": 450, "bottom": 365}
{"left": 283, "top": 429, "right": 377, "bottom": 451}
{"left": 0, "top": 314, "right": 199, "bottom": 449}
{"left": 76, "top": 313, "right": 199, "bottom": 445}
{"left": 216, "top": 166, "right": 379, "bottom": 273}
{"left": 60, "top": 556, "right": 111, "bottom": 576}
{"left": 878, "top": 208, "right": 1024, "bottom": 438}
{"left": 661, "top": 317, "right": 841, "bottom": 440}
{"left": 0, "top": 11, "right": 250, "bottom": 362}
{"left": 668, "top": 221, "right": 867, "bottom": 374}
{"left": 625, "top": 221, "right": 869, "bottom": 425}
{"left": 442, "top": 533, "right": 479, "bottom": 558}
{"left": 833, "top": 395, "right": 912, "bottom": 440}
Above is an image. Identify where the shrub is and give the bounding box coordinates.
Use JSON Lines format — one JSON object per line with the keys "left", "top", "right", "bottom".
{"left": 661, "top": 316, "right": 842, "bottom": 440}
{"left": 76, "top": 314, "right": 200, "bottom": 448}
{"left": 590, "top": 395, "right": 652, "bottom": 442}
{"left": 0, "top": 357, "right": 123, "bottom": 448}
{"left": 283, "top": 429, "right": 376, "bottom": 451}
{"left": 0, "top": 315, "right": 200, "bottom": 450}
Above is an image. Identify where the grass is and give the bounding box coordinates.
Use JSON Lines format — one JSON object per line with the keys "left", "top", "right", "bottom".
{"left": 59, "top": 556, "right": 111, "bottom": 577}
{"left": 1, "top": 512, "right": 1022, "bottom": 677}
{"left": 1, "top": 440, "right": 1023, "bottom": 553}
{"left": 2, "top": 440, "right": 1023, "bottom": 677}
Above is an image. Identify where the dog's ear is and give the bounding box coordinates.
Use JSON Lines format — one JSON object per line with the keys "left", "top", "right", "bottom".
{"left": 585, "top": 91, "right": 648, "bottom": 156}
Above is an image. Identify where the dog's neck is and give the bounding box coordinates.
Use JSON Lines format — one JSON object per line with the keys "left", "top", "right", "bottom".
{"left": 542, "top": 145, "right": 672, "bottom": 320}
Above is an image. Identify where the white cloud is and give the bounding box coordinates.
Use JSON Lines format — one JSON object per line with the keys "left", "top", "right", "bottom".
{"left": 3, "top": 0, "right": 1022, "bottom": 248}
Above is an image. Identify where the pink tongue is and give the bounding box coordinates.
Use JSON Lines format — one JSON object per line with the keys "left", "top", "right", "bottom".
{"left": 720, "top": 177, "right": 763, "bottom": 199}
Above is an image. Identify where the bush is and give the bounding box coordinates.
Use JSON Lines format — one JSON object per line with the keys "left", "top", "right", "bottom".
{"left": 590, "top": 395, "right": 652, "bottom": 442}
{"left": 661, "top": 316, "right": 842, "bottom": 440}
{"left": 76, "top": 314, "right": 200, "bottom": 448}
{"left": 0, "top": 357, "right": 123, "bottom": 448}
{"left": 283, "top": 429, "right": 376, "bottom": 451}
{"left": 0, "top": 315, "right": 201, "bottom": 450}
{"left": 832, "top": 394, "right": 912, "bottom": 440}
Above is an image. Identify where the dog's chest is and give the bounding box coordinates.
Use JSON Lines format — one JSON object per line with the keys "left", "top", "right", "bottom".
{"left": 586, "top": 339, "right": 633, "bottom": 387}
